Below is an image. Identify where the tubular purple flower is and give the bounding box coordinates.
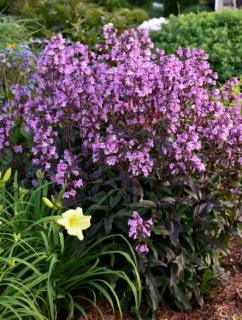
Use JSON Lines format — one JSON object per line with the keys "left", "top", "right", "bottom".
{"left": 136, "top": 243, "right": 149, "bottom": 254}
{"left": 128, "top": 211, "right": 153, "bottom": 240}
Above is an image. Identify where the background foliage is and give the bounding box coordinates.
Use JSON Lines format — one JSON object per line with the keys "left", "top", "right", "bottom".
{"left": 0, "top": 15, "right": 36, "bottom": 50}
{"left": 162, "top": 0, "right": 214, "bottom": 16}
{"left": 0, "top": 0, "right": 149, "bottom": 45}
{"left": 151, "top": 9, "right": 242, "bottom": 81}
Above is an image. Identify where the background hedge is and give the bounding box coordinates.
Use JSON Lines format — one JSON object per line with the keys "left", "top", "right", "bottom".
{"left": 151, "top": 9, "right": 242, "bottom": 81}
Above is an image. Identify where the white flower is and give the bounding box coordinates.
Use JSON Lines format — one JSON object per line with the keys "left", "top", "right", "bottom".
{"left": 139, "top": 17, "right": 167, "bottom": 32}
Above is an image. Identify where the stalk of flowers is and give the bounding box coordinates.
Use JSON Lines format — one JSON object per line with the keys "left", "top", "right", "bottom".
{"left": 0, "top": 44, "right": 36, "bottom": 161}
{"left": 6, "top": 24, "right": 242, "bottom": 196}
{"left": 128, "top": 211, "right": 153, "bottom": 254}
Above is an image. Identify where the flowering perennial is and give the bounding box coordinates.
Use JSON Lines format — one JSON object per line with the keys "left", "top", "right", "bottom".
{"left": 1, "top": 24, "right": 241, "bottom": 197}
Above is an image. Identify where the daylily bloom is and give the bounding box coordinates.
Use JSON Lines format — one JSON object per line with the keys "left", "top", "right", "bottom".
{"left": 58, "top": 207, "right": 91, "bottom": 240}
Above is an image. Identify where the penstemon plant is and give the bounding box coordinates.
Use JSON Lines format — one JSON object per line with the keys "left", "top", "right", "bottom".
{"left": 2, "top": 24, "right": 240, "bottom": 199}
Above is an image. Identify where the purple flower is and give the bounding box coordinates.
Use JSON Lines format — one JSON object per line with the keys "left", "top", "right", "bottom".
{"left": 128, "top": 211, "right": 153, "bottom": 254}
{"left": 128, "top": 211, "right": 153, "bottom": 240}
{"left": 136, "top": 243, "right": 149, "bottom": 254}
{"left": 230, "top": 187, "right": 241, "bottom": 195}
{"left": 13, "top": 145, "right": 23, "bottom": 153}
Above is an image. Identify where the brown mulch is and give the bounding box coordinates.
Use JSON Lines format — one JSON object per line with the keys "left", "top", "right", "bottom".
{"left": 81, "top": 238, "right": 242, "bottom": 320}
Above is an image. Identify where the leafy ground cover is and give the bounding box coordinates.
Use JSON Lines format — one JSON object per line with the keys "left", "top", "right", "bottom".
{"left": 80, "top": 238, "right": 242, "bottom": 319}
{"left": 156, "top": 238, "right": 242, "bottom": 320}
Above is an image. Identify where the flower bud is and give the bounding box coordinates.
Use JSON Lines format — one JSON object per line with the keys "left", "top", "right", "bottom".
{"left": 42, "top": 197, "right": 54, "bottom": 208}
{"left": 2, "top": 168, "right": 12, "bottom": 183}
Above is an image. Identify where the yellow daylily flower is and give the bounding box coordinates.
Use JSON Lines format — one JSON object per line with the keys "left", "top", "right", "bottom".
{"left": 57, "top": 207, "right": 91, "bottom": 241}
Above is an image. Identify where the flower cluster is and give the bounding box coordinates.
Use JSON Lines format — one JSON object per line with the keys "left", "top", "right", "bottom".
{"left": 3, "top": 24, "right": 241, "bottom": 197}
{"left": 128, "top": 211, "right": 153, "bottom": 254}
{"left": 52, "top": 150, "right": 83, "bottom": 198}
{"left": 139, "top": 17, "right": 167, "bottom": 32}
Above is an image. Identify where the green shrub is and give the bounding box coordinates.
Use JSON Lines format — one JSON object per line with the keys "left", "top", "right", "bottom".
{"left": 151, "top": 10, "right": 242, "bottom": 81}
{"left": 4, "top": 0, "right": 149, "bottom": 46}
{"left": 111, "top": 7, "right": 149, "bottom": 30}
{"left": 0, "top": 169, "right": 141, "bottom": 319}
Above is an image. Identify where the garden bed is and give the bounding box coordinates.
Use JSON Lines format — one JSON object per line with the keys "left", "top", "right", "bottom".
{"left": 0, "top": 13, "right": 241, "bottom": 319}
{"left": 156, "top": 238, "right": 242, "bottom": 320}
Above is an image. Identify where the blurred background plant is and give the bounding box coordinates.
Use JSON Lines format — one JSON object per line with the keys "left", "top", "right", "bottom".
{"left": 0, "top": 0, "right": 149, "bottom": 45}
{"left": 0, "top": 170, "right": 142, "bottom": 319}
{"left": 151, "top": 9, "right": 242, "bottom": 82}
{"left": 0, "top": 42, "right": 37, "bottom": 93}
{"left": 0, "top": 1, "right": 239, "bottom": 50}
{"left": 162, "top": 0, "right": 213, "bottom": 16}
{"left": 0, "top": 15, "right": 38, "bottom": 50}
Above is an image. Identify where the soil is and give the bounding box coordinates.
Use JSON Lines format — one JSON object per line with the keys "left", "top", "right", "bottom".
{"left": 80, "top": 238, "right": 242, "bottom": 320}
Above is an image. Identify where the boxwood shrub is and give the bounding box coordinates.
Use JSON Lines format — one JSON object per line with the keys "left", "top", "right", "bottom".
{"left": 151, "top": 9, "right": 242, "bottom": 81}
